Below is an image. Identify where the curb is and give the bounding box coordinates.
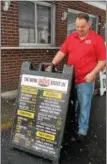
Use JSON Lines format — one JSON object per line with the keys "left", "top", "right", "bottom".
{"left": 1, "top": 90, "right": 17, "bottom": 100}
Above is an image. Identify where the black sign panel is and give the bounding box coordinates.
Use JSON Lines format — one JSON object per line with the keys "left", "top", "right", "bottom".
{"left": 11, "top": 63, "right": 74, "bottom": 163}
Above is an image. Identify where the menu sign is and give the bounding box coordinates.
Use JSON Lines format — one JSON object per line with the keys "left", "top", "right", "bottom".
{"left": 12, "top": 74, "right": 69, "bottom": 158}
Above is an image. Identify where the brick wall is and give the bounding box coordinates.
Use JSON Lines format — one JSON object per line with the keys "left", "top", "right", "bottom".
{"left": 1, "top": 49, "right": 59, "bottom": 92}
{"left": 1, "top": 1, "right": 106, "bottom": 92}
{"left": 1, "top": 1, "right": 19, "bottom": 46}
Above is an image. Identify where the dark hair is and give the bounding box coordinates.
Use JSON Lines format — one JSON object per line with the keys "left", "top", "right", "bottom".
{"left": 76, "top": 13, "right": 89, "bottom": 22}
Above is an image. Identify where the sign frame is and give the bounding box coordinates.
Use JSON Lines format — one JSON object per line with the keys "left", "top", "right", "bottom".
{"left": 10, "top": 62, "right": 74, "bottom": 164}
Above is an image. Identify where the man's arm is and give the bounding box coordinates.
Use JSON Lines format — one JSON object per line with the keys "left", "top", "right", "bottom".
{"left": 91, "top": 61, "right": 106, "bottom": 74}
{"left": 52, "top": 50, "right": 66, "bottom": 66}
{"left": 84, "top": 60, "right": 106, "bottom": 83}
{"left": 45, "top": 50, "right": 66, "bottom": 71}
{"left": 85, "top": 35, "right": 106, "bottom": 83}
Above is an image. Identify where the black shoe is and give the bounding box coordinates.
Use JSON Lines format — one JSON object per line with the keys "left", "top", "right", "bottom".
{"left": 71, "top": 134, "right": 86, "bottom": 142}
{"left": 76, "top": 134, "right": 86, "bottom": 142}
{"left": 71, "top": 136, "right": 77, "bottom": 141}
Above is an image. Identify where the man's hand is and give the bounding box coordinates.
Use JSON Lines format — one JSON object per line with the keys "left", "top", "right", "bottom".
{"left": 45, "top": 66, "right": 57, "bottom": 72}
{"left": 84, "top": 72, "right": 96, "bottom": 83}
{"left": 45, "top": 66, "right": 51, "bottom": 72}
{"left": 45, "top": 51, "right": 66, "bottom": 72}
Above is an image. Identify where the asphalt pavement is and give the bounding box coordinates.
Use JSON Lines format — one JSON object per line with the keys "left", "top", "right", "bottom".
{"left": 1, "top": 94, "right": 106, "bottom": 164}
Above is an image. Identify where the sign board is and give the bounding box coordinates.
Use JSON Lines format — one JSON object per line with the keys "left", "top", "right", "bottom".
{"left": 10, "top": 62, "right": 74, "bottom": 163}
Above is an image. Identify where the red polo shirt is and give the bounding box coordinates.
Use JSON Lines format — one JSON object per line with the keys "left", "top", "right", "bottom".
{"left": 60, "top": 30, "right": 106, "bottom": 83}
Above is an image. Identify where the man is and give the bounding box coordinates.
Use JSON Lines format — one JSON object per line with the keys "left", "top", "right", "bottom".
{"left": 46, "top": 13, "right": 106, "bottom": 142}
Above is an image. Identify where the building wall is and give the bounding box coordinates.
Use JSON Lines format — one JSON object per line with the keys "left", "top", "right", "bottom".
{"left": 1, "top": 1, "right": 106, "bottom": 92}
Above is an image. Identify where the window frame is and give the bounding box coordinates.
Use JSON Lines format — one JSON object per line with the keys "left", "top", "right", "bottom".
{"left": 19, "top": 1, "right": 56, "bottom": 47}
{"left": 67, "top": 8, "right": 99, "bottom": 35}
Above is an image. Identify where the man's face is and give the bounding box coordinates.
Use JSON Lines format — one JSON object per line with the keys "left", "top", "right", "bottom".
{"left": 75, "top": 18, "right": 90, "bottom": 37}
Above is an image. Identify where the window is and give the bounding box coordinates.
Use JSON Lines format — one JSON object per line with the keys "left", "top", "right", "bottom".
{"left": 67, "top": 9, "right": 99, "bottom": 35}
{"left": 19, "top": 1, "right": 55, "bottom": 47}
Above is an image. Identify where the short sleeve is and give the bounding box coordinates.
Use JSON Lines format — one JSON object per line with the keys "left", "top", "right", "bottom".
{"left": 95, "top": 36, "right": 106, "bottom": 61}
{"left": 60, "top": 36, "right": 69, "bottom": 55}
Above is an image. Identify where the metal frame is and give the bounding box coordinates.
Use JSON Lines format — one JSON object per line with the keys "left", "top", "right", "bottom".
{"left": 99, "top": 68, "right": 106, "bottom": 96}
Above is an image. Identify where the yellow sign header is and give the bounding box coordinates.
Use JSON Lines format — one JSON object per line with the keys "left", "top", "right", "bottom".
{"left": 36, "top": 131, "right": 55, "bottom": 141}
{"left": 43, "top": 91, "right": 62, "bottom": 99}
{"left": 17, "top": 110, "right": 34, "bottom": 119}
